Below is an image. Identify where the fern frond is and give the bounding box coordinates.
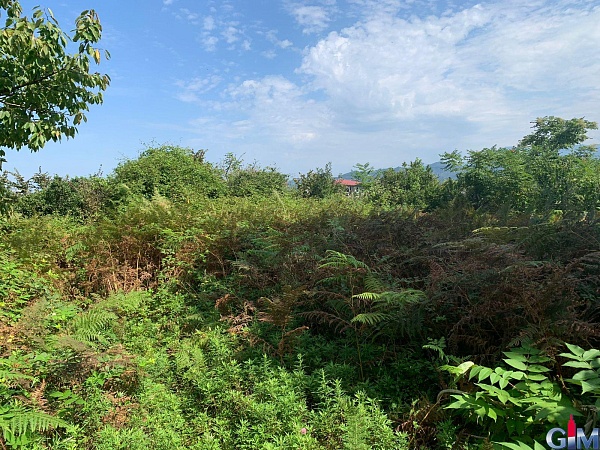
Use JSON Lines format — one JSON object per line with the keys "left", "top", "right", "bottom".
{"left": 352, "top": 292, "right": 383, "bottom": 301}
{"left": 319, "top": 250, "right": 369, "bottom": 271}
{"left": 69, "top": 310, "right": 116, "bottom": 343}
{"left": 351, "top": 312, "right": 389, "bottom": 326}
{"left": 380, "top": 289, "right": 427, "bottom": 305}
{"left": 363, "top": 273, "right": 386, "bottom": 293}
{"left": 9, "top": 409, "right": 70, "bottom": 435}
{"left": 0, "top": 406, "right": 70, "bottom": 445}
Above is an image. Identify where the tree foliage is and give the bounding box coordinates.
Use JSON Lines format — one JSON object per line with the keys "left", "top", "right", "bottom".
{"left": 221, "top": 153, "right": 289, "bottom": 197}
{"left": 519, "top": 116, "right": 598, "bottom": 152}
{"left": 0, "top": 1, "right": 110, "bottom": 168}
{"left": 441, "top": 116, "right": 599, "bottom": 218}
{"left": 113, "top": 145, "right": 226, "bottom": 201}
{"left": 295, "top": 162, "right": 343, "bottom": 198}
{"left": 366, "top": 158, "right": 441, "bottom": 209}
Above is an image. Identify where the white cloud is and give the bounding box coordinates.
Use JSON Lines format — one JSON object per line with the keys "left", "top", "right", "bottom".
{"left": 163, "top": 0, "right": 174, "bottom": 5}
{"left": 175, "top": 75, "right": 223, "bottom": 103}
{"left": 220, "top": 76, "right": 332, "bottom": 147}
{"left": 202, "top": 35, "right": 219, "bottom": 51}
{"left": 293, "top": 6, "right": 330, "bottom": 33}
{"left": 264, "top": 30, "right": 294, "bottom": 49}
{"left": 262, "top": 49, "right": 277, "bottom": 59}
{"left": 285, "top": 1, "right": 337, "bottom": 34}
{"left": 298, "top": 1, "right": 600, "bottom": 135}
{"left": 203, "top": 16, "right": 216, "bottom": 31}
{"left": 180, "top": 8, "right": 199, "bottom": 22}
{"left": 179, "top": 0, "right": 600, "bottom": 173}
{"left": 222, "top": 25, "right": 240, "bottom": 44}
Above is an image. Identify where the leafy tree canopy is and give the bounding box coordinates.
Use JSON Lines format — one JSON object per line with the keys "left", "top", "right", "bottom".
{"left": 0, "top": 0, "right": 110, "bottom": 168}
{"left": 366, "top": 159, "right": 441, "bottom": 209}
{"left": 440, "top": 116, "right": 599, "bottom": 216}
{"left": 113, "top": 145, "right": 226, "bottom": 201}
{"left": 518, "top": 116, "right": 598, "bottom": 152}
{"left": 221, "top": 153, "right": 289, "bottom": 198}
{"left": 295, "top": 162, "right": 343, "bottom": 198}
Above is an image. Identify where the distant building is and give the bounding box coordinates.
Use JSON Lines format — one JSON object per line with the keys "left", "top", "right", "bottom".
{"left": 335, "top": 179, "right": 361, "bottom": 196}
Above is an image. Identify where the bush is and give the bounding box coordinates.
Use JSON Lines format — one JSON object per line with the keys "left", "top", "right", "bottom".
{"left": 113, "top": 145, "right": 225, "bottom": 201}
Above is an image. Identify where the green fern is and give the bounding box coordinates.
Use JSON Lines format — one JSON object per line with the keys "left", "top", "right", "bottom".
{"left": 319, "top": 250, "right": 369, "bottom": 271}
{"left": 351, "top": 312, "right": 390, "bottom": 327}
{"left": 351, "top": 289, "right": 428, "bottom": 339}
{"left": 0, "top": 404, "right": 70, "bottom": 448}
{"left": 69, "top": 310, "right": 117, "bottom": 344}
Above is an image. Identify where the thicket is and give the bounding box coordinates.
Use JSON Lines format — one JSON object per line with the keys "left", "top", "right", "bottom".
{"left": 0, "top": 116, "right": 599, "bottom": 448}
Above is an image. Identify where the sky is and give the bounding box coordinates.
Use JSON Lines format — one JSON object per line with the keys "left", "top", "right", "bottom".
{"left": 4, "top": 0, "right": 600, "bottom": 178}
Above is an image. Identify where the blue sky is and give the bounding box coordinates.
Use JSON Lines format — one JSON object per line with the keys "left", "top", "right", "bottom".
{"left": 5, "top": 0, "right": 600, "bottom": 178}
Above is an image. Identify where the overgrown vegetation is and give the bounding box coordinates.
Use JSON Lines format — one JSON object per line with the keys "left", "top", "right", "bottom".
{"left": 0, "top": 116, "right": 599, "bottom": 448}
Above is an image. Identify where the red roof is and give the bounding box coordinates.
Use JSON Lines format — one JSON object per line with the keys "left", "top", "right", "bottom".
{"left": 335, "top": 179, "right": 360, "bottom": 186}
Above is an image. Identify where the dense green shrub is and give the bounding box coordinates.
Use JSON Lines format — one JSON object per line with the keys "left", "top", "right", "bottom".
{"left": 113, "top": 145, "right": 226, "bottom": 201}
{"left": 220, "top": 154, "right": 290, "bottom": 198}
{"left": 295, "top": 163, "right": 344, "bottom": 198}
{"left": 366, "top": 159, "right": 442, "bottom": 209}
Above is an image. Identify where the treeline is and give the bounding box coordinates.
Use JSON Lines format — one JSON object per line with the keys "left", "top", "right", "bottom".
{"left": 2, "top": 117, "right": 599, "bottom": 222}
{"left": 0, "top": 116, "right": 599, "bottom": 449}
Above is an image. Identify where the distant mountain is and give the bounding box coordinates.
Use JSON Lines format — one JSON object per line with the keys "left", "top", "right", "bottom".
{"left": 339, "top": 161, "right": 456, "bottom": 181}
{"left": 428, "top": 161, "right": 457, "bottom": 180}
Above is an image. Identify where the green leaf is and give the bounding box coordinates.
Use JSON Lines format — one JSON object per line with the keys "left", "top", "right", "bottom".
{"left": 456, "top": 361, "right": 475, "bottom": 375}
{"left": 562, "top": 361, "right": 591, "bottom": 369}
{"left": 490, "top": 372, "right": 501, "bottom": 384}
{"left": 580, "top": 378, "right": 600, "bottom": 394}
{"left": 504, "top": 358, "right": 528, "bottom": 371}
{"left": 526, "top": 364, "right": 551, "bottom": 373}
{"left": 572, "top": 370, "right": 599, "bottom": 381}
{"left": 565, "top": 343, "right": 586, "bottom": 357}
{"left": 526, "top": 373, "right": 549, "bottom": 381}
{"left": 503, "top": 351, "right": 528, "bottom": 362}
{"left": 582, "top": 349, "right": 600, "bottom": 360}
{"left": 499, "top": 441, "right": 534, "bottom": 450}
{"left": 478, "top": 367, "right": 494, "bottom": 382}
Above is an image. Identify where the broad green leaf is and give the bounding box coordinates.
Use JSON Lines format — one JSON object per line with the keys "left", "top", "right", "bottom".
{"left": 562, "top": 361, "right": 591, "bottom": 369}
{"left": 456, "top": 361, "right": 475, "bottom": 375}
{"left": 572, "top": 370, "right": 599, "bottom": 381}
{"left": 526, "top": 364, "right": 550, "bottom": 373}
{"left": 526, "top": 373, "right": 549, "bottom": 381}
{"left": 582, "top": 350, "right": 600, "bottom": 360}
{"left": 488, "top": 407, "right": 498, "bottom": 421}
{"left": 499, "top": 441, "right": 533, "bottom": 450}
{"left": 564, "top": 343, "right": 585, "bottom": 357}
{"left": 503, "top": 351, "right": 528, "bottom": 362}
{"left": 504, "top": 358, "right": 528, "bottom": 371}
{"left": 478, "top": 367, "right": 494, "bottom": 382}
{"left": 580, "top": 378, "right": 600, "bottom": 394}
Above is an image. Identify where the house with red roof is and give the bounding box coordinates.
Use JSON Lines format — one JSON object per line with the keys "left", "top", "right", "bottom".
{"left": 335, "top": 179, "right": 361, "bottom": 196}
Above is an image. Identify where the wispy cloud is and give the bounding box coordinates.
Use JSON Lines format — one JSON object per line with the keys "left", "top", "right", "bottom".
{"left": 178, "top": 8, "right": 200, "bottom": 24}
{"left": 177, "top": 0, "right": 600, "bottom": 172}
{"left": 176, "top": 75, "right": 223, "bottom": 102}
{"left": 285, "top": 1, "right": 337, "bottom": 34}
{"left": 299, "top": 1, "right": 600, "bottom": 133}
{"left": 264, "top": 30, "right": 294, "bottom": 49}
